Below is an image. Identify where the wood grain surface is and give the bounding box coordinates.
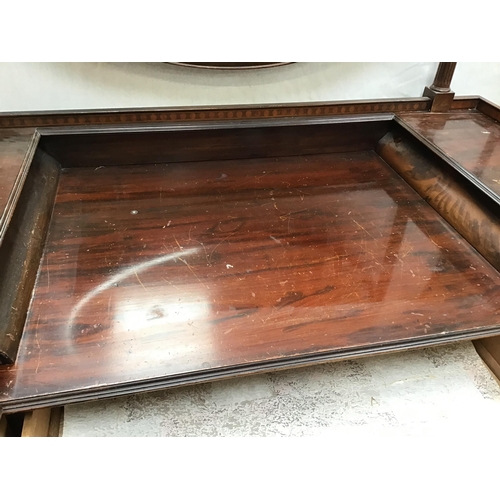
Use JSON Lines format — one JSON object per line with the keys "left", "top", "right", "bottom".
{"left": 399, "top": 111, "right": 500, "bottom": 202}
{"left": 0, "top": 414, "right": 6, "bottom": 437}
{"left": 422, "top": 62, "right": 457, "bottom": 112}
{"left": 377, "top": 128, "right": 500, "bottom": 272}
{"left": 39, "top": 118, "right": 391, "bottom": 168}
{"left": 2, "top": 150, "right": 500, "bottom": 411}
{"left": 21, "top": 408, "right": 52, "bottom": 437}
{"left": 0, "top": 150, "right": 60, "bottom": 364}
{"left": 0, "top": 128, "right": 37, "bottom": 244}
{"left": 0, "top": 99, "right": 430, "bottom": 129}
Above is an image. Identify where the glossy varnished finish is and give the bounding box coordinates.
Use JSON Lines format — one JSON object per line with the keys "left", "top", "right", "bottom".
{"left": 2, "top": 151, "right": 500, "bottom": 410}
{"left": 449, "top": 96, "right": 479, "bottom": 110}
{"left": 377, "top": 127, "right": 500, "bottom": 272}
{"left": 477, "top": 97, "right": 500, "bottom": 124}
{"left": 399, "top": 111, "right": 500, "bottom": 202}
{"left": 423, "top": 63, "right": 457, "bottom": 112}
{"left": 0, "top": 128, "right": 37, "bottom": 244}
{"left": 39, "top": 118, "right": 391, "bottom": 167}
{"left": 0, "top": 150, "right": 60, "bottom": 363}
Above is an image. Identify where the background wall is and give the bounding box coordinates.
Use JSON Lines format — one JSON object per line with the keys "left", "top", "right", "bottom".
{"left": 0, "top": 62, "right": 498, "bottom": 112}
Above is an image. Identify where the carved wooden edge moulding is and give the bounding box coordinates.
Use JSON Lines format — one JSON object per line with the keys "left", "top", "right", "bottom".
{"left": 0, "top": 99, "right": 432, "bottom": 129}
{"left": 0, "top": 98, "right": 487, "bottom": 130}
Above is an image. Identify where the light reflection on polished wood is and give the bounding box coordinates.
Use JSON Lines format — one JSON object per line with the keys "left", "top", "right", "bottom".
{"left": 0, "top": 128, "right": 37, "bottom": 240}
{"left": 400, "top": 112, "right": 500, "bottom": 199}
{"left": 2, "top": 151, "right": 500, "bottom": 408}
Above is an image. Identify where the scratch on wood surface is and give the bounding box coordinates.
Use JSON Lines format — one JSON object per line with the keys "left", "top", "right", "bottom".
{"left": 352, "top": 219, "right": 375, "bottom": 240}
{"left": 235, "top": 171, "right": 268, "bottom": 188}
{"left": 46, "top": 255, "right": 50, "bottom": 291}
{"left": 429, "top": 237, "right": 443, "bottom": 249}
{"left": 161, "top": 277, "right": 181, "bottom": 291}
{"left": 134, "top": 270, "right": 148, "bottom": 291}
{"left": 162, "top": 243, "right": 174, "bottom": 254}
{"left": 107, "top": 294, "right": 112, "bottom": 319}
{"left": 174, "top": 236, "right": 184, "bottom": 251}
{"left": 178, "top": 257, "right": 210, "bottom": 289}
{"left": 209, "top": 236, "right": 230, "bottom": 265}
{"left": 402, "top": 244, "right": 414, "bottom": 258}
{"left": 193, "top": 238, "right": 210, "bottom": 265}
{"left": 34, "top": 313, "right": 42, "bottom": 374}
{"left": 270, "top": 235, "right": 286, "bottom": 253}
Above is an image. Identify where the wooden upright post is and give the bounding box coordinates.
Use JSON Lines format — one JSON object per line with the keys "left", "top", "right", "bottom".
{"left": 21, "top": 409, "right": 52, "bottom": 437}
{"left": 423, "top": 62, "right": 457, "bottom": 112}
{"left": 0, "top": 414, "right": 7, "bottom": 437}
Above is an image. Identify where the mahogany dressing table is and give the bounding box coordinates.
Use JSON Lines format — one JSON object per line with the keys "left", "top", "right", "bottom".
{"left": 2, "top": 63, "right": 500, "bottom": 435}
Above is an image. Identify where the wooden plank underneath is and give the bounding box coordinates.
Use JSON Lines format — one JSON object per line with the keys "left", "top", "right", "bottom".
{"left": 475, "top": 338, "right": 500, "bottom": 382}
{"left": 0, "top": 414, "right": 7, "bottom": 437}
{"left": 21, "top": 408, "right": 52, "bottom": 437}
{"left": 61, "top": 342, "right": 500, "bottom": 437}
{"left": 2, "top": 150, "right": 500, "bottom": 411}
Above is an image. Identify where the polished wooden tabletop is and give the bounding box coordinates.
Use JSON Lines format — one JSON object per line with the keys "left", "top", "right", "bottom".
{"left": 400, "top": 111, "right": 500, "bottom": 200}
{"left": 2, "top": 150, "right": 500, "bottom": 408}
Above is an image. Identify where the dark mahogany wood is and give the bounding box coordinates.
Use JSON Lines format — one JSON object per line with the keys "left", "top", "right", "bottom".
{"left": 2, "top": 149, "right": 500, "bottom": 411}
{"left": 0, "top": 98, "right": 431, "bottom": 129}
{"left": 423, "top": 63, "right": 457, "bottom": 112}
{"left": 38, "top": 118, "right": 392, "bottom": 168}
{"left": 449, "top": 96, "right": 480, "bottom": 110}
{"left": 2, "top": 103, "right": 500, "bottom": 412}
{"left": 377, "top": 125, "right": 500, "bottom": 272}
{"left": 429, "top": 62, "right": 457, "bottom": 93}
{"left": 399, "top": 111, "right": 500, "bottom": 204}
{"left": 0, "top": 150, "right": 60, "bottom": 364}
{"left": 477, "top": 97, "right": 500, "bottom": 123}
{"left": 0, "top": 128, "right": 38, "bottom": 244}
{"left": 396, "top": 106, "right": 500, "bottom": 388}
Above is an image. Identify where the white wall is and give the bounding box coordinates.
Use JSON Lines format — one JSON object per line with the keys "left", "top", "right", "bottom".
{"left": 0, "top": 62, "right": 498, "bottom": 112}
{"left": 453, "top": 63, "right": 500, "bottom": 103}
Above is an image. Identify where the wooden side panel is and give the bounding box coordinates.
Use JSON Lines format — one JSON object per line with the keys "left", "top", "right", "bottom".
{"left": 0, "top": 151, "right": 60, "bottom": 364}
{"left": 377, "top": 127, "right": 500, "bottom": 272}
{"left": 391, "top": 104, "right": 500, "bottom": 396}
{"left": 0, "top": 128, "right": 38, "bottom": 245}
{"left": 39, "top": 119, "right": 392, "bottom": 167}
{"left": 0, "top": 414, "right": 6, "bottom": 437}
{"left": 450, "top": 96, "right": 479, "bottom": 110}
{"left": 21, "top": 408, "right": 52, "bottom": 437}
{"left": 397, "top": 111, "right": 500, "bottom": 203}
{"left": 477, "top": 97, "right": 500, "bottom": 123}
{"left": 47, "top": 407, "right": 63, "bottom": 437}
{"left": 474, "top": 339, "right": 500, "bottom": 381}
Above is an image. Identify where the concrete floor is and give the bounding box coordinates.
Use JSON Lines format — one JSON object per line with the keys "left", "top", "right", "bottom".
{"left": 63, "top": 341, "right": 500, "bottom": 437}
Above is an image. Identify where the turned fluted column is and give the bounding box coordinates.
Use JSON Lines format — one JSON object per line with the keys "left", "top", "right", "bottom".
{"left": 423, "top": 62, "right": 457, "bottom": 112}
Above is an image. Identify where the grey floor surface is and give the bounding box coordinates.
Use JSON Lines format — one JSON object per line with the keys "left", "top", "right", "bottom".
{"left": 63, "top": 342, "right": 500, "bottom": 437}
